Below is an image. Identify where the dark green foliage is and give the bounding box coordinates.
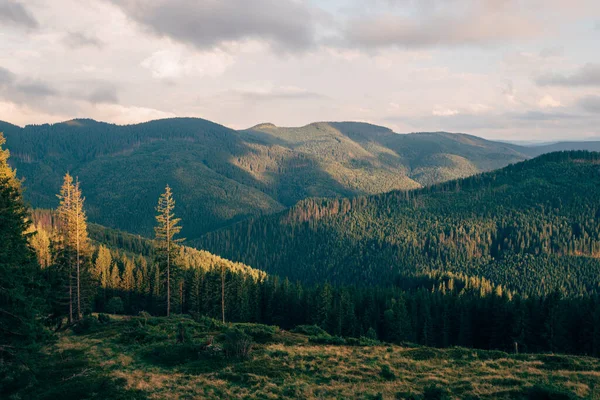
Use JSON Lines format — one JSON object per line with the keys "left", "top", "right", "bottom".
{"left": 2, "top": 118, "right": 540, "bottom": 241}
{"left": 97, "top": 313, "right": 111, "bottom": 324}
{"left": 2, "top": 349, "right": 146, "bottom": 400}
{"left": 143, "top": 343, "right": 204, "bottom": 367}
{"left": 309, "top": 334, "right": 347, "bottom": 345}
{"left": 422, "top": 385, "right": 451, "bottom": 400}
{"left": 380, "top": 364, "right": 396, "bottom": 381}
{"left": 106, "top": 297, "right": 124, "bottom": 314}
{"left": 292, "top": 325, "right": 328, "bottom": 336}
{"left": 222, "top": 328, "right": 253, "bottom": 359}
{"left": 72, "top": 316, "right": 100, "bottom": 335}
{"left": 526, "top": 384, "right": 578, "bottom": 400}
{"left": 0, "top": 132, "right": 47, "bottom": 386}
{"left": 231, "top": 323, "right": 277, "bottom": 343}
{"left": 199, "top": 152, "right": 600, "bottom": 296}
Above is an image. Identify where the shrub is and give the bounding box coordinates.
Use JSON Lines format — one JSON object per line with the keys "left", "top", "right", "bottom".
{"left": 308, "top": 334, "right": 346, "bottom": 345}
{"left": 177, "top": 322, "right": 189, "bottom": 344}
{"left": 526, "top": 384, "right": 578, "bottom": 400}
{"left": 190, "top": 314, "right": 223, "bottom": 331}
{"left": 380, "top": 365, "right": 396, "bottom": 381}
{"left": 366, "top": 327, "right": 378, "bottom": 340}
{"left": 97, "top": 314, "right": 111, "bottom": 324}
{"left": 106, "top": 297, "right": 124, "bottom": 315}
{"left": 423, "top": 385, "right": 450, "bottom": 400}
{"left": 346, "top": 336, "right": 381, "bottom": 347}
{"left": 232, "top": 323, "right": 278, "bottom": 343}
{"left": 119, "top": 326, "right": 168, "bottom": 345}
{"left": 291, "top": 325, "right": 328, "bottom": 336}
{"left": 143, "top": 343, "right": 201, "bottom": 367}
{"left": 222, "top": 328, "right": 253, "bottom": 359}
{"left": 72, "top": 316, "right": 100, "bottom": 335}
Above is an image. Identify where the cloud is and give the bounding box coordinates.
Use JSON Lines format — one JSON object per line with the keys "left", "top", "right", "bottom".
{"left": 432, "top": 108, "right": 459, "bottom": 116}
{"left": 0, "top": 66, "right": 16, "bottom": 84}
{"left": 0, "top": 0, "right": 38, "bottom": 29}
{"left": 538, "top": 95, "right": 561, "bottom": 108}
{"left": 141, "top": 48, "right": 234, "bottom": 79}
{"left": 237, "top": 86, "right": 327, "bottom": 102}
{"left": 85, "top": 86, "right": 119, "bottom": 104}
{"left": 536, "top": 63, "right": 600, "bottom": 86}
{"left": 108, "top": 0, "right": 319, "bottom": 51}
{"left": 341, "top": 1, "right": 539, "bottom": 49}
{"left": 577, "top": 95, "right": 600, "bottom": 113}
{"left": 63, "top": 32, "right": 103, "bottom": 48}
{"left": 15, "top": 81, "right": 57, "bottom": 98}
{"left": 510, "top": 110, "right": 580, "bottom": 121}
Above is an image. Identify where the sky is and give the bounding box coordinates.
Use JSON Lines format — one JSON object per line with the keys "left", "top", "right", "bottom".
{"left": 0, "top": 0, "right": 599, "bottom": 141}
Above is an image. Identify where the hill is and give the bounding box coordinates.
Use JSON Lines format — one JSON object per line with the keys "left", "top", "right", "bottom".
{"left": 7, "top": 315, "right": 599, "bottom": 399}
{"left": 197, "top": 151, "right": 600, "bottom": 296}
{"left": 526, "top": 141, "right": 600, "bottom": 157}
{"left": 1, "top": 118, "right": 534, "bottom": 240}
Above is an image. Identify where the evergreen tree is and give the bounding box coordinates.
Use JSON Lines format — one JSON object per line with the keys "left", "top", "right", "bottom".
{"left": 0, "top": 133, "right": 46, "bottom": 366}
{"left": 154, "top": 185, "right": 183, "bottom": 317}
{"left": 94, "top": 245, "right": 112, "bottom": 288}
{"left": 56, "top": 174, "right": 91, "bottom": 321}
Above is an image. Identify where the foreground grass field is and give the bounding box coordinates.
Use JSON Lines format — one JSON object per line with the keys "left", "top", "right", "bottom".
{"left": 8, "top": 315, "right": 600, "bottom": 399}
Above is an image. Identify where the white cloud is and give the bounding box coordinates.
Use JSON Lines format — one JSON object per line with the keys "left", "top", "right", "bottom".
{"left": 538, "top": 95, "right": 562, "bottom": 108}
{"left": 141, "top": 47, "right": 234, "bottom": 79}
{"left": 432, "top": 108, "right": 460, "bottom": 116}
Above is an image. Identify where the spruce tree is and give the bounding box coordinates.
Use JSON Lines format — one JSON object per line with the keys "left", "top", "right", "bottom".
{"left": 154, "top": 185, "right": 183, "bottom": 317}
{"left": 56, "top": 174, "right": 91, "bottom": 321}
{"left": 0, "top": 133, "right": 46, "bottom": 364}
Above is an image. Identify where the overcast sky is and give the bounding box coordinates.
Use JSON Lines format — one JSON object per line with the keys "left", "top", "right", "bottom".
{"left": 0, "top": 0, "right": 599, "bottom": 140}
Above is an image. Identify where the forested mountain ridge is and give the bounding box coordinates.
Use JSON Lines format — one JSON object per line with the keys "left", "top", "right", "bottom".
{"left": 1, "top": 117, "right": 534, "bottom": 240}
{"left": 197, "top": 151, "right": 600, "bottom": 296}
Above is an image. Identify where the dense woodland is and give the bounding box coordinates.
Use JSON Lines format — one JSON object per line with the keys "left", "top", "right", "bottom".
{"left": 198, "top": 151, "right": 600, "bottom": 296}
{"left": 2, "top": 127, "right": 600, "bottom": 386}
{"left": 1, "top": 117, "right": 553, "bottom": 240}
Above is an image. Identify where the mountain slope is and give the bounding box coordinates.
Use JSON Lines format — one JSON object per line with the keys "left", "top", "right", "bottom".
{"left": 525, "top": 141, "right": 600, "bottom": 157}
{"left": 197, "top": 151, "right": 600, "bottom": 295}
{"left": 2, "top": 118, "right": 536, "bottom": 240}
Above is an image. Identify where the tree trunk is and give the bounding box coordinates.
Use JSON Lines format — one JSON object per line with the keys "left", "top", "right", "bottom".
{"left": 221, "top": 264, "right": 225, "bottom": 324}
{"left": 76, "top": 213, "right": 81, "bottom": 321}
{"left": 166, "top": 214, "right": 170, "bottom": 317}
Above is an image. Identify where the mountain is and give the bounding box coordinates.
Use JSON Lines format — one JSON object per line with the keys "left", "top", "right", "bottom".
{"left": 197, "top": 151, "right": 600, "bottom": 296}
{"left": 1, "top": 117, "right": 536, "bottom": 240}
{"left": 526, "top": 141, "right": 600, "bottom": 157}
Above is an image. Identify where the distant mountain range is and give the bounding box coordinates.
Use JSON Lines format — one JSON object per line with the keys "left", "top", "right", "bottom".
{"left": 2, "top": 117, "right": 600, "bottom": 240}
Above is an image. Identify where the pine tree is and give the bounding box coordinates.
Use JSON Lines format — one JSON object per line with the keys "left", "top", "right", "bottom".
{"left": 109, "top": 262, "right": 121, "bottom": 289}
{"left": 154, "top": 185, "right": 183, "bottom": 317}
{"left": 0, "top": 132, "right": 46, "bottom": 362}
{"left": 94, "top": 245, "right": 112, "bottom": 288}
{"left": 56, "top": 174, "right": 91, "bottom": 321}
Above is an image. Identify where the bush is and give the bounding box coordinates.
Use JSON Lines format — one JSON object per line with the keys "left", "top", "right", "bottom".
{"left": 366, "top": 327, "right": 378, "bottom": 340}
{"left": 190, "top": 314, "right": 223, "bottom": 331}
{"left": 119, "top": 326, "right": 168, "bottom": 345}
{"left": 222, "top": 328, "right": 253, "bottom": 359}
{"left": 177, "top": 322, "right": 190, "bottom": 344}
{"left": 308, "top": 334, "right": 346, "bottom": 345}
{"left": 106, "top": 297, "right": 124, "bottom": 315}
{"left": 97, "top": 314, "right": 111, "bottom": 324}
{"left": 346, "top": 336, "right": 381, "bottom": 347}
{"left": 380, "top": 365, "right": 396, "bottom": 381}
{"left": 143, "top": 343, "right": 201, "bottom": 367}
{"left": 291, "top": 325, "right": 328, "bottom": 336}
{"left": 232, "top": 323, "right": 278, "bottom": 343}
{"left": 72, "top": 316, "right": 100, "bottom": 335}
{"left": 526, "top": 384, "right": 578, "bottom": 400}
{"left": 423, "top": 385, "right": 451, "bottom": 400}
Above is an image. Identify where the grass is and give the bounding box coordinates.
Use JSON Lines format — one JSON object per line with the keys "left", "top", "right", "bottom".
{"left": 7, "top": 315, "right": 600, "bottom": 399}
